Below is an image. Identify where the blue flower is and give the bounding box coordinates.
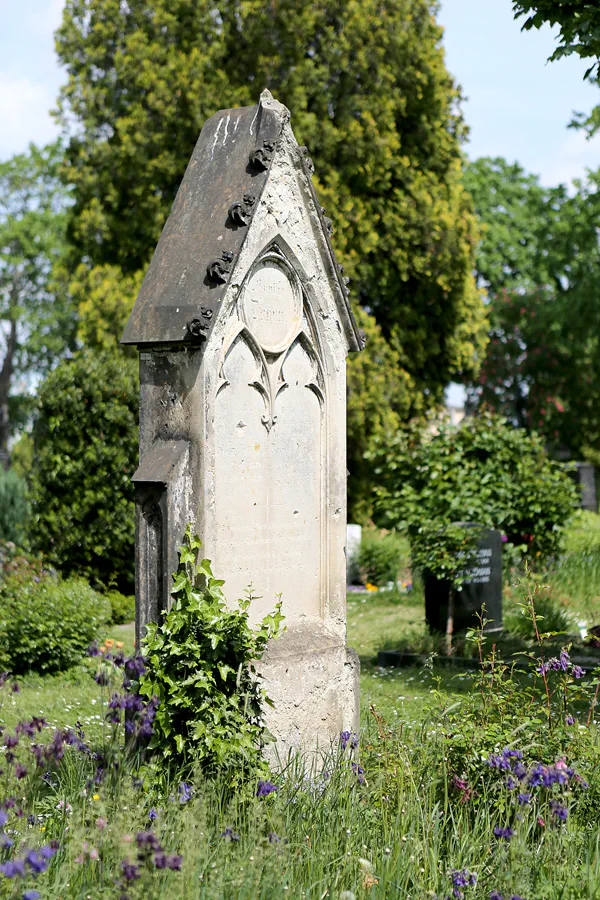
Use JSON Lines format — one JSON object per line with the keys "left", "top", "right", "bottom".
{"left": 517, "top": 793, "right": 531, "bottom": 806}
{"left": 0, "top": 811, "right": 7, "bottom": 827}
{"left": 493, "top": 826, "right": 514, "bottom": 840}
{"left": 0, "top": 858, "right": 25, "bottom": 877}
{"left": 256, "top": 781, "right": 278, "bottom": 798}
{"left": 572, "top": 666, "right": 585, "bottom": 679}
{"left": 220, "top": 827, "right": 240, "bottom": 841}
{"left": 23, "top": 892, "right": 41, "bottom": 900}
{"left": 178, "top": 783, "right": 193, "bottom": 804}
{"left": 148, "top": 807, "right": 158, "bottom": 821}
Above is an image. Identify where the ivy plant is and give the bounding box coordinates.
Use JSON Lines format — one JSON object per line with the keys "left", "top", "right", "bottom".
{"left": 138, "top": 526, "right": 284, "bottom": 776}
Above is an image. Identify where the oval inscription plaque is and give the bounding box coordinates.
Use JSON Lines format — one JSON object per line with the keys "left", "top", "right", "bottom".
{"left": 241, "top": 259, "right": 301, "bottom": 354}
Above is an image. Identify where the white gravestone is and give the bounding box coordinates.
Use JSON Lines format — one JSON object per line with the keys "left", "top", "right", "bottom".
{"left": 122, "top": 91, "right": 364, "bottom": 754}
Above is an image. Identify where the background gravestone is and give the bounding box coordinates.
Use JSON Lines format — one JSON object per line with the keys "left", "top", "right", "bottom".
{"left": 575, "top": 462, "right": 597, "bottom": 512}
{"left": 425, "top": 526, "right": 503, "bottom": 635}
{"left": 122, "top": 90, "right": 364, "bottom": 754}
{"left": 346, "top": 524, "right": 362, "bottom": 584}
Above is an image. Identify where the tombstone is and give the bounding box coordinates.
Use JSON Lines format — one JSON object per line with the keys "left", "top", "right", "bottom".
{"left": 346, "top": 524, "right": 362, "bottom": 584}
{"left": 122, "top": 90, "right": 364, "bottom": 754}
{"left": 425, "top": 525, "right": 503, "bottom": 635}
{"left": 575, "top": 462, "right": 597, "bottom": 512}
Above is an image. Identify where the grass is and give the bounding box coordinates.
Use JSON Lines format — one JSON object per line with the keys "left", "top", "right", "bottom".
{"left": 1, "top": 515, "right": 600, "bottom": 898}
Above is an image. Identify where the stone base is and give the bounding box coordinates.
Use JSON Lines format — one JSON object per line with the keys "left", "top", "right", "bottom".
{"left": 258, "top": 624, "right": 360, "bottom": 762}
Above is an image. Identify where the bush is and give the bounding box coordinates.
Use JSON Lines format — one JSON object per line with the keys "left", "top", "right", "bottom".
{"left": 0, "top": 575, "right": 111, "bottom": 674}
{"left": 107, "top": 589, "right": 136, "bottom": 625}
{"left": 371, "top": 412, "right": 578, "bottom": 566}
{"left": 139, "top": 527, "right": 283, "bottom": 774}
{"left": 358, "top": 528, "right": 408, "bottom": 586}
{"left": 0, "top": 467, "right": 29, "bottom": 544}
{"left": 29, "top": 350, "right": 138, "bottom": 592}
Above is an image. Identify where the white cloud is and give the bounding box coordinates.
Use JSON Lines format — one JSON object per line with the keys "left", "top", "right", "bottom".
{"left": 0, "top": 72, "right": 60, "bottom": 159}
{"left": 537, "top": 128, "right": 600, "bottom": 189}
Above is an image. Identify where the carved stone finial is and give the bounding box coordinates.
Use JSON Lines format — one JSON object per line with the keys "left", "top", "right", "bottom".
{"left": 206, "top": 251, "right": 234, "bottom": 285}
{"left": 249, "top": 141, "right": 276, "bottom": 172}
{"left": 228, "top": 193, "right": 256, "bottom": 226}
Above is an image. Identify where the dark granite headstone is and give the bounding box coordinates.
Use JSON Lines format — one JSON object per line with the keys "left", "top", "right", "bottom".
{"left": 576, "top": 462, "right": 597, "bottom": 512}
{"left": 425, "top": 526, "right": 503, "bottom": 634}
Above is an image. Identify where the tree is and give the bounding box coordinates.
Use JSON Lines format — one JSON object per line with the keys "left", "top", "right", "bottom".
{"left": 512, "top": 1, "right": 600, "bottom": 135}
{"left": 512, "top": 1, "right": 600, "bottom": 79}
{"left": 466, "top": 157, "right": 600, "bottom": 459}
{"left": 30, "top": 351, "right": 138, "bottom": 592}
{"left": 55, "top": 0, "right": 487, "bottom": 407}
{"left": 0, "top": 143, "right": 76, "bottom": 456}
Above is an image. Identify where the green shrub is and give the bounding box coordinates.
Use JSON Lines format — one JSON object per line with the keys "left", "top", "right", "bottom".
{"left": 106, "top": 589, "right": 136, "bottom": 625}
{"left": 139, "top": 527, "right": 284, "bottom": 774}
{"left": 29, "top": 349, "right": 138, "bottom": 592}
{"left": 0, "top": 575, "right": 111, "bottom": 674}
{"left": 358, "top": 528, "right": 408, "bottom": 586}
{"left": 504, "top": 584, "right": 574, "bottom": 641}
{"left": 0, "top": 467, "right": 29, "bottom": 544}
{"left": 371, "top": 412, "right": 578, "bottom": 566}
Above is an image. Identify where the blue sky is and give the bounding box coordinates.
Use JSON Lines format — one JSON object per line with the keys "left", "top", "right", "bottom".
{"left": 1, "top": 0, "right": 599, "bottom": 184}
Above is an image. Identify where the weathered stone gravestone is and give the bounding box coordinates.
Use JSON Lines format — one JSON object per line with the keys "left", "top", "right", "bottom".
{"left": 425, "top": 526, "right": 503, "bottom": 635}
{"left": 122, "top": 90, "right": 364, "bottom": 753}
{"left": 575, "top": 462, "right": 597, "bottom": 512}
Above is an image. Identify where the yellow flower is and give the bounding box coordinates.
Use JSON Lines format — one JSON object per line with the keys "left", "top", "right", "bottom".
{"left": 92, "top": 794, "right": 100, "bottom": 801}
{"left": 365, "top": 583, "right": 378, "bottom": 592}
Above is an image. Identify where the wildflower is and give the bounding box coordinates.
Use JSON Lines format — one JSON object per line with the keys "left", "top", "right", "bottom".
{"left": 572, "top": 665, "right": 585, "bottom": 679}
{"left": 23, "top": 892, "right": 41, "bottom": 900}
{"left": 0, "top": 811, "right": 7, "bottom": 827}
{"left": 96, "top": 817, "right": 107, "bottom": 830}
{"left": 220, "top": 827, "right": 240, "bottom": 841}
{"left": 178, "top": 783, "right": 193, "bottom": 804}
{"left": 121, "top": 859, "right": 141, "bottom": 881}
{"left": 166, "top": 854, "right": 183, "bottom": 870}
{"left": 136, "top": 831, "right": 161, "bottom": 855}
{"left": 15, "top": 764, "right": 27, "bottom": 780}
{"left": 559, "top": 649, "right": 570, "bottom": 671}
{"left": 536, "top": 662, "right": 549, "bottom": 677}
{"left": 25, "top": 849, "right": 51, "bottom": 874}
{"left": 339, "top": 731, "right": 359, "bottom": 751}
{"left": 0, "top": 858, "right": 25, "bottom": 877}
{"left": 550, "top": 801, "right": 568, "bottom": 821}
{"left": 490, "top": 893, "right": 503, "bottom": 900}
{"left": 268, "top": 832, "right": 280, "bottom": 843}
{"left": 148, "top": 808, "right": 158, "bottom": 821}
{"left": 92, "top": 794, "right": 100, "bottom": 801}
{"left": 351, "top": 762, "right": 366, "bottom": 784}
{"left": 94, "top": 672, "right": 110, "bottom": 686}
{"left": 566, "top": 715, "right": 575, "bottom": 725}
{"left": 505, "top": 776, "right": 517, "bottom": 791}
{"left": 537, "top": 816, "right": 545, "bottom": 827}
{"left": 493, "top": 826, "right": 514, "bottom": 840}
{"left": 517, "top": 793, "right": 531, "bottom": 806}
{"left": 116, "top": 642, "right": 124, "bottom": 649}
{"left": 256, "top": 781, "right": 278, "bottom": 798}
{"left": 487, "top": 754, "right": 510, "bottom": 771}
{"left": 452, "top": 869, "right": 477, "bottom": 888}
{"left": 87, "top": 642, "right": 101, "bottom": 658}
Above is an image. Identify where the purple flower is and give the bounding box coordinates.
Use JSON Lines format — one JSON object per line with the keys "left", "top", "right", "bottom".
{"left": 0, "top": 858, "right": 25, "bottom": 877}
{"left": 502, "top": 749, "right": 523, "bottom": 761}
{"left": 268, "top": 832, "right": 280, "bottom": 843}
{"left": 493, "top": 826, "right": 514, "bottom": 840}
{"left": 528, "top": 764, "right": 545, "bottom": 787}
{"left": 0, "top": 810, "right": 7, "bottom": 827}
{"left": 536, "top": 662, "right": 549, "bottom": 677}
{"left": 124, "top": 656, "right": 147, "bottom": 678}
{"left": 559, "top": 650, "right": 570, "bottom": 672}
{"left": 351, "top": 762, "right": 366, "bottom": 784}
{"left": 25, "top": 850, "right": 49, "bottom": 874}
{"left": 148, "top": 808, "right": 158, "bottom": 821}
{"left": 121, "top": 859, "right": 141, "bottom": 881}
{"left": 87, "top": 642, "right": 101, "bottom": 658}
{"left": 550, "top": 801, "right": 568, "bottom": 821}
{"left": 505, "top": 776, "right": 517, "bottom": 791}
{"left": 15, "top": 764, "right": 27, "bottom": 780}
{"left": 452, "top": 869, "right": 477, "bottom": 888}
{"left": 94, "top": 672, "right": 110, "bottom": 686}
{"left": 566, "top": 715, "right": 575, "bottom": 725}
{"left": 23, "top": 891, "right": 42, "bottom": 900}
{"left": 256, "top": 781, "right": 278, "bottom": 798}
{"left": 487, "top": 754, "right": 510, "bottom": 771}
{"left": 513, "top": 762, "right": 527, "bottom": 781}
{"left": 490, "top": 893, "right": 503, "bottom": 900}
{"left": 572, "top": 666, "right": 585, "bottom": 679}
{"left": 166, "top": 854, "right": 182, "bottom": 871}
{"left": 339, "top": 731, "right": 359, "bottom": 751}
{"left": 220, "top": 827, "right": 240, "bottom": 841}
{"left": 136, "top": 831, "right": 161, "bottom": 854}
{"left": 517, "top": 793, "right": 531, "bottom": 806}
{"left": 178, "top": 783, "right": 193, "bottom": 804}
